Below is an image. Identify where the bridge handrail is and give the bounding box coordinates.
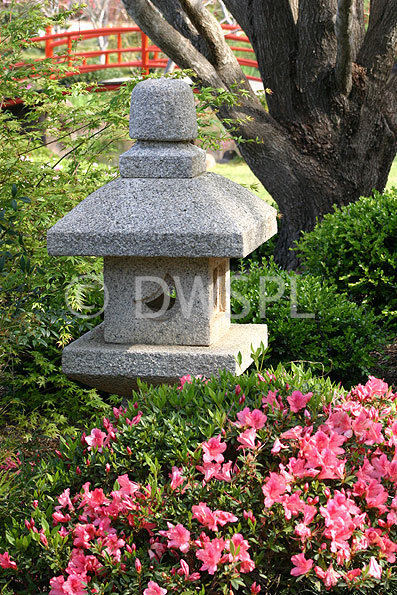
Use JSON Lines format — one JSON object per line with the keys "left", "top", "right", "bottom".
{"left": 26, "top": 24, "right": 260, "bottom": 81}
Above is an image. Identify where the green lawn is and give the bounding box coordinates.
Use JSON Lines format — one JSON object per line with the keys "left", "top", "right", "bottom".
{"left": 387, "top": 158, "right": 397, "bottom": 189}
{"left": 212, "top": 157, "right": 397, "bottom": 205}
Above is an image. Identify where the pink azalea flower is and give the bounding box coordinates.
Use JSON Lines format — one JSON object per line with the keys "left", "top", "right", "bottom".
{"left": 290, "top": 553, "right": 313, "bottom": 576}
{"left": 281, "top": 425, "right": 303, "bottom": 440}
{"left": 57, "top": 488, "right": 74, "bottom": 511}
{"left": 192, "top": 502, "right": 218, "bottom": 531}
{"left": 295, "top": 522, "right": 311, "bottom": 540}
{"left": 196, "top": 537, "right": 225, "bottom": 574}
{"left": 225, "top": 533, "right": 255, "bottom": 572}
{"left": 303, "top": 504, "right": 317, "bottom": 525}
{"left": 159, "top": 522, "right": 190, "bottom": 553}
{"left": 73, "top": 524, "right": 96, "bottom": 549}
{"left": 102, "top": 533, "right": 125, "bottom": 562}
{"left": 271, "top": 438, "right": 288, "bottom": 454}
{"left": 282, "top": 492, "right": 305, "bottom": 520}
{"left": 143, "top": 581, "right": 167, "bottom": 595}
{"left": 196, "top": 460, "right": 233, "bottom": 483}
{"left": 169, "top": 466, "right": 185, "bottom": 490}
{"left": 0, "top": 551, "right": 17, "bottom": 570}
{"left": 192, "top": 503, "right": 237, "bottom": 531}
{"left": 215, "top": 510, "right": 238, "bottom": 527}
{"left": 49, "top": 576, "right": 65, "bottom": 595}
{"left": 63, "top": 573, "right": 87, "bottom": 595}
{"left": 178, "top": 374, "right": 192, "bottom": 390}
{"left": 345, "top": 568, "right": 362, "bottom": 582}
{"left": 116, "top": 474, "right": 140, "bottom": 497}
{"left": 325, "top": 411, "right": 352, "bottom": 437}
{"left": 85, "top": 428, "right": 107, "bottom": 451}
{"left": 314, "top": 564, "right": 340, "bottom": 588}
{"left": 237, "top": 428, "right": 258, "bottom": 449}
{"left": 262, "top": 472, "right": 287, "bottom": 507}
{"left": 365, "top": 479, "right": 388, "bottom": 513}
{"left": 262, "top": 389, "right": 278, "bottom": 407}
{"left": 236, "top": 407, "right": 267, "bottom": 429}
{"left": 366, "top": 376, "right": 389, "bottom": 397}
{"left": 287, "top": 391, "right": 313, "bottom": 413}
{"left": 202, "top": 435, "right": 227, "bottom": 463}
{"left": 179, "top": 559, "right": 189, "bottom": 577}
{"left": 196, "top": 461, "right": 222, "bottom": 482}
{"left": 52, "top": 511, "right": 71, "bottom": 525}
{"left": 367, "top": 556, "right": 382, "bottom": 579}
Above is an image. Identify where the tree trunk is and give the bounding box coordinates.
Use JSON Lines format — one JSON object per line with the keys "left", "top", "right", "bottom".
{"left": 121, "top": 0, "right": 397, "bottom": 268}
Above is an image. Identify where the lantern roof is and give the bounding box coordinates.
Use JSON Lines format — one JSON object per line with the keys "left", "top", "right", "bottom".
{"left": 47, "top": 78, "right": 277, "bottom": 258}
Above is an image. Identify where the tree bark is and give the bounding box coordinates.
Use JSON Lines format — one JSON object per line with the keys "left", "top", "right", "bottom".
{"left": 122, "top": 0, "right": 397, "bottom": 268}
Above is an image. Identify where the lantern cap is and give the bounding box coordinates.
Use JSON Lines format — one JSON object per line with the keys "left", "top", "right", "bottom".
{"left": 129, "top": 78, "right": 198, "bottom": 142}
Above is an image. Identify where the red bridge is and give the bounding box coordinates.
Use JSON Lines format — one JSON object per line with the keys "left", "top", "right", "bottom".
{"left": 31, "top": 24, "right": 260, "bottom": 83}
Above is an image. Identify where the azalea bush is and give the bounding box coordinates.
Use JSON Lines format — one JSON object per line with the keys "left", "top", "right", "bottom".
{"left": 1, "top": 368, "right": 396, "bottom": 594}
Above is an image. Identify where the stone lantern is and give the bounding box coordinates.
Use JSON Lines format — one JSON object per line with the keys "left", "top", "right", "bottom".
{"left": 47, "top": 78, "right": 277, "bottom": 395}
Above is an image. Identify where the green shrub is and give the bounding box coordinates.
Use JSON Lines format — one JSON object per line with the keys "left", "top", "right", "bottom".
{"left": 1, "top": 368, "right": 397, "bottom": 594}
{"left": 231, "top": 259, "right": 379, "bottom": 385}
{"left": 295, "top": 189, "right": 397, "bottom": 325}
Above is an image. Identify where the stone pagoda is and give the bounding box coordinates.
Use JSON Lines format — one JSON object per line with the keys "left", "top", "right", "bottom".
{"left": 47, "top": 78, "right": 277, "bottom": 395}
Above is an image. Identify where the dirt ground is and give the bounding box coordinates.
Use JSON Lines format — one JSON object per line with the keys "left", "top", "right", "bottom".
{"left": 370, "top": 338, "right": 397, "bottom": 391}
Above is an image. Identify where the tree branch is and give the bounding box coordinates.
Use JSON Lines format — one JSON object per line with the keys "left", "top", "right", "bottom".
{"left": 351, "top": 0, "right": 365, "bottom": 57}
{"left": 121, "top": 0, "right": 223, "bottom": 87}
{"left": 150, "top": 0, "right": 210, "bottom": 58}
{"left": 178, "top": 0, "right": 253, "bottom": 94}
{"left": 295, "top": 0, "right": 337, "bottom": 107}
{"left": 335, "top": 0, "right": 354, "bottom": 95}
{"left": 357, "top": 0, "right": 397, "bottom": 84}
{"left": 179, "top": 0, "right": 229, "bottom": 67}
{"left": 223, "top": 0, "right": 298, "bottom": 122}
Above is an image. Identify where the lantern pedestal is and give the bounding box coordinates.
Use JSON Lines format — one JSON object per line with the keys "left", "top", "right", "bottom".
{"left": 62, "top": 323, "right": 267, "bottom": 396}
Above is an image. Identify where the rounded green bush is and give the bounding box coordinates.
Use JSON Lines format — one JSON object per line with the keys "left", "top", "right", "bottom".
{"left": 231, "top": 259, "right": 380, "bottom": 385}
{"left": 295, "top": 189, "right": 397, "bottom": 325}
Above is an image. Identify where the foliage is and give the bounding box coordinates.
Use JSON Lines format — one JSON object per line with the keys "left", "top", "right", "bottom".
{"left": 1, "top": 369, "right": 396, "bottom": 594}
{"left": 295, "top": 189, "right": 397, "bottom": 326}
{"left": 231, "top": 259, "right": 380, "bottom": 385}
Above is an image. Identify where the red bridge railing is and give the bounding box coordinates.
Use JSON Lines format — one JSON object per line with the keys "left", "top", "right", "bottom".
{"left": 29, "top": 24, "right": 260, "bottom": 81}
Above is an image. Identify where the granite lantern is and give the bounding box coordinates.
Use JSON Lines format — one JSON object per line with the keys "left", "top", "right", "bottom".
{"left": 47, "top": 78, "right": 277, "bottom": 395}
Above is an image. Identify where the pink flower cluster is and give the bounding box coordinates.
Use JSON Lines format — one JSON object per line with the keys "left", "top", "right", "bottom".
{"left": 2, "top": 373, "right": 395, "bottom": 594}
{"left": 261, "top": 376, "right": 397, "bottom": 589}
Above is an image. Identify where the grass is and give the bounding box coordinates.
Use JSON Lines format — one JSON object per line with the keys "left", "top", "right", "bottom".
{"left": 386, "top": 158, "right": 397, "bottom": 189}
{"left": 210, "top": 158, "right": 276, "bottom": 207}
{"left": 212, "top": 156, "right": 397, "bottom": 205}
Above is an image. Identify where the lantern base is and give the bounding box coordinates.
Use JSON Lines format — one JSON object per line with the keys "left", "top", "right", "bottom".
{"left": 62, "top": 323, "right": 268, "bottom": 396}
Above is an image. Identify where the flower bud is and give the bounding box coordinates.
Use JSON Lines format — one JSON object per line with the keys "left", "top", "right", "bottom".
{"left": 135, "top": 558, "right": 142, "bottom": 573}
